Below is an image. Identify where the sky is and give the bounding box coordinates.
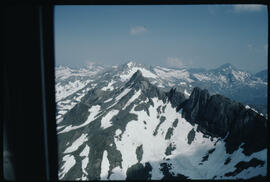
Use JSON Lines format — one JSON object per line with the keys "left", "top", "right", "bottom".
{"left": 54, "top": 5, "right": 268, "bottom": 73}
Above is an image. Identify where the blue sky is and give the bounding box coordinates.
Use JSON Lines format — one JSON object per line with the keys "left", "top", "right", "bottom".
{"left": 54, "top": 5, "right": 268, "bottom": 73}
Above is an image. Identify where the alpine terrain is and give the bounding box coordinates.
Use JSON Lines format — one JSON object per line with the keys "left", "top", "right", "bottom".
{"left": 55, "top": 62, "right": 268, "bottom": 180}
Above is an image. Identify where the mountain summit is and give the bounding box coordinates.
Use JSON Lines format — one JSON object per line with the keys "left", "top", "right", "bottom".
{"left": 217, "top": 62, "right": 237, "bottom": 70}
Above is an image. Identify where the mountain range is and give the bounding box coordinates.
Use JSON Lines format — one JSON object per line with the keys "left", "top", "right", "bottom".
{"left": 55, "top": 62, "right": 267, "bottom": 180}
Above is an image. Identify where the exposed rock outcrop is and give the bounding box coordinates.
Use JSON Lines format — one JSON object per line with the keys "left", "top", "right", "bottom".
{"left": 179, "top": 87, "right": 267, "bottom": 155}
{"left": 166, "top": 88, "right": 186, "bottom": 108}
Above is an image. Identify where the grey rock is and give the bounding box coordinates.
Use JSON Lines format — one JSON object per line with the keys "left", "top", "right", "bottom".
{"left": 180, "top": 87, "right": 268, "bottom": 154}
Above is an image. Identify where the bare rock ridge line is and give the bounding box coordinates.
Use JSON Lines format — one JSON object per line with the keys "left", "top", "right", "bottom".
{"left": 178, "top": 86, "right": 267, "bottom": 155}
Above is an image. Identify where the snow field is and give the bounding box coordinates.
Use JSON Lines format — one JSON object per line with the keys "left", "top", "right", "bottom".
{"left": 58, "top": 105, "right": 101, "bottom": 134}
{"left": 64, "top": 133, "right": 88, "bottom": 154}
{"left": 101, "top": 110, "right": 120, "bottom": 129}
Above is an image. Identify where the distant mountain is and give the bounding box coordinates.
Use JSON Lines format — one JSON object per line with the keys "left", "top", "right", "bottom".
{"left": 255, "top": 69, "right": 268, "bottom": 82}
{"left": 55, "top": 61, "right": 267, "bottom": 116}
{"left": 55, "top": 63, "right": 105, "bottom": 102}
{"left": 55, "top": 69, "right": 267, "bottom": 180}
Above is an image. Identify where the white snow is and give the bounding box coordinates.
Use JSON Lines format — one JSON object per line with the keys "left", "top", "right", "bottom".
{"left": 232, "top": 70, "right": 249, "bottom": 82}
{"left": 245, "top": 105, "right": 259, "bottom": 114}
{"left": 101, "top": 110, "right": 120, "bottom": 129}
{"left": 184, "top": 89, "right": 190, "bottom": 97}
{"left": 127, "top": 61, "right": 133, "bottom": 68}
{"left": 114, "top": 98, "right": 184, "bottom": 179}
{"left": 120, "top": 67, "right": 158, "bottom": 82}
{"left": 55, "top": 80, "right": 90, "bottom": 102}
{"left": 115, "top": 88, "right": 132, "bottom": 102}
{"left": 101, "top": 80, "right": 116, "bottom": 91}
{"left": 80, "top": 145, "right": 90, "bottom": 177}
{"left": 58, "top": 105, "right": 101, "bottom": 134}
{"left": 57, "top": 125, "right": 66, "bottom": 130}
{"left": 109, "top": 166, "right": 126, "bottom": 180}
{"left": 245, "top": 105, "right": 251, "bottom": 109}
{"left": 59, "top": 154, "right": 76, "bottom": 179}
{"left": 111, "top": 96, "right": 267, "bottom": 180}
{"left": 115, "top": 129, "right": 122, "bottom": 136}
{"left": 55, "top": 65, "right": 103, "bottom": 81}
{"left": 104, "top": 98, "right": 113, "bottom": 103}
{"left": 58, "top": 110, "right": 68, "bottom": 115}
{"left": 193, "top": 73, "right": 211, "bottom": 82}
{"left": 122, "top": 90, "right": 141, "bottom": 110}
{"left": 64, "top": 133, "right": 88, "bottom": 154}
{"left": 154, "top": 67, "right": 194, "bottom": 82}
{"left": 100, "top": 150, "right": 110, "bottom": 180}
{"left": 80, "top": 144, "right": 90, "bottom": 157}
{"left": 219, "top": 75, "right": 227, "bottom": 83}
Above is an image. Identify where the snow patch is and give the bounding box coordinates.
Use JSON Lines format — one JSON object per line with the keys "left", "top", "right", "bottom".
{"left": 101, "top": 80, "right": 116, "bottom": 91}
{"left": 115, "top": 88, "right": 132, "bottom": 102}
{"left": 58, "top": 105, "right": 101, "bottom": 134}
{"left": 64, "top": 133, "right": 88, "bottom": 154}
{"left": 109, "top": 166, "right": 126, "bottom": 180}
{"left": 101, "top": 110, "right": 120, "bottom": 129}
{"left": 154, "top": 67, "right": 194, "bottom": 82}
{"left": 123, "top": 90, "right": 141, "bottom": 110}
{"left": 80, "top": 145, "right": 90, "bottom": 177}
{"left": 184, "top": 89, "right": 190, "bottom": 97}
{"left": 100, "top": 150, "right": 110, "bottom": 180}
{"left": 104, "top": 98, "right": 113, "bottom": 103}
{"left": 59, "top": 154, "right": 76, "bottom": 179}
{"left": 120, "top": 67, "right": 158, "bottom": 82}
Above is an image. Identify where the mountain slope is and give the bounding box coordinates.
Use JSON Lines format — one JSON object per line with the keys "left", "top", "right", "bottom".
{"left": 255, "top": 69, "right": 268, "bottom": 82}
{"left": 56, "top": 70, "right": 267, "bottom": 180}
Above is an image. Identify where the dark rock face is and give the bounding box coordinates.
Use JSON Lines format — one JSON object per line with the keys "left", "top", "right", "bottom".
{"left": 180, "top": 87, "right": 268, "bottom": 154}
{"left": 126, "top": 162, "right": 152, "bottom": 180}
{"left": 166, "top": 88, "right": 186, "bottom": 108}
{"left": 126, "top": 70, "right": 167, "bottom": 102}
{"left": 187, "top": 128, "right": 195, "bottom": 145}
{"left": 160, "top": 163, "right": 189, "bottom": 180}
{"left": 153, "top": 116, "right": 166, "bottom": 136}
{"left": 136, "top": 145, "right": 143, "bottom": 162}
{"left": 181, "top": 87, "right": 210, "bottom": 125}
{"left": 165, "top": 143, "right": 176, "bottom": 156}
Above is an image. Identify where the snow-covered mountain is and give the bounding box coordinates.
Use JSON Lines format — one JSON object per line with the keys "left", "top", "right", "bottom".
{"left": 152, "top": 63, "right": 267, "bottom": 114}
{"left": 55, "top": 64, "right": 267, "bottom": 180}
{"left": 56, "top": 61, "right": 267, "bottom": 113}
{"left": 55, "top": 63, "right": 105, "bottom": 102}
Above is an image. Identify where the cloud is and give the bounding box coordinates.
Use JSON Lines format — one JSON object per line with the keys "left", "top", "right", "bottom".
{"left": 166, "top": 57, "right": 185, "bottom": 68}
{"left": 130, "top": 26, "right": 147, "bottom": 35}
{"left": 233, "top": 4, "right": 264, "bottom": 13}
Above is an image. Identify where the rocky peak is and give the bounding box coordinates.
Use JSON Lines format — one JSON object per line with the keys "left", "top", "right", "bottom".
{"left": 166, "top": 88, "right": 186, "bottom": 108}
{"left": 218, "top": 63, "right": 237, "bottom": 70}
{"left": 180, "top": 86, "right": 267, "bottom": 155}
{"left": 131, "top": 69, "right": 143, "bottom": 80}
{"left": 181, "top": 87, "right": 210, "bottom": 123}
{"left": 189, "top": 87, "right": 210, "bottom": 101}
{"left": 125, "top": 70, "right": 150, "bottom": 89}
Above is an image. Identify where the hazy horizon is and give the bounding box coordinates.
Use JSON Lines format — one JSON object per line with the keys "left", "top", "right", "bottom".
{"left": 54, "top": 5, "right": 268, "bottom": 73}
